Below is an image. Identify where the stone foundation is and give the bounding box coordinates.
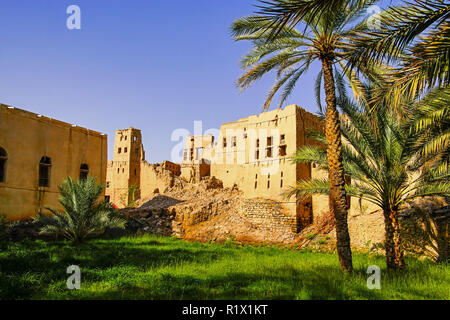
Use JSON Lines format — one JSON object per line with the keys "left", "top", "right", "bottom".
{"left": 240, "top": 198, "right": 297, "bottom": 233}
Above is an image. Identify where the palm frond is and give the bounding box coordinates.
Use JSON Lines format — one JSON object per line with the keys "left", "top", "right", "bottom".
{"left": 37, "top": 177, "right": 125, "bottom": 243}
{"left": 346, "top": 0, "right": 450, "bottom": 68}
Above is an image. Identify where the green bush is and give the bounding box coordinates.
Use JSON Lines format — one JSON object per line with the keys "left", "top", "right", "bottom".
{"left": 36, "top": 176, "right": 126, "bottom": 244}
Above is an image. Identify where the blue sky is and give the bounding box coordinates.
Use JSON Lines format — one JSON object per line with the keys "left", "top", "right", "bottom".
{"left": 0, "top": 0, "right": 397, "bottom": 162}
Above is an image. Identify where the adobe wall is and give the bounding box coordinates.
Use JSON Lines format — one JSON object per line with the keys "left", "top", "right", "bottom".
{"left": 0, "top": 104, "right": 107, "bottom": 220}
{"left": 240, "top": 199, "right": 298, "bottom": 233}
{"left": 139, "top": 161, "right": 179, "bottom": 199}
{"left": 208, "top": 104, "right": 326, "bottom": 231}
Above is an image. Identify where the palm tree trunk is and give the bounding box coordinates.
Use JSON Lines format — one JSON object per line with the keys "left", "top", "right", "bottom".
{"left": 435, "top": 215, "right": 448, "bottom": 263}
{"left": 321, "top": 58, "right": 353, "bottom": 273}
{"left": 383, "top": 208, "right": 405, "bottom": 270}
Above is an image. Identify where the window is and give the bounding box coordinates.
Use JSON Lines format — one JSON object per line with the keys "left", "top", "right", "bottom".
{"left": 280, "top": 172, "right": 283, "bottom": 188}
{"left": 266, "top": 136, "right": 273, "bottom": 158}
{"left": 279, "top": 145, "right": 287, "bottom": 156}
{"left": 125, "top": 136, "right": 128, "bottom": 141}
{"left": 105, "top": 195, "right": 111, "bottom": 202}
{"left": 0, "top": 147, "right": 7, "bottom": 182}
{"left": 232, "top": 137, "right": 237, "bottom": 147}
{"left": 124, "top": 147, "right": 128, "bottom": 153}
{"left": 39, "top": 156, "right": 51, "bottom": 187}
{"left": 280, "top": 134, "right": 285, "bottom": 144}
{"left": 106, "top": 181, "right": 111, "bottom": 188}
{"left": 255, "top": 139, "right": 260, "bottom": 160}
{"left": 196, "top": 148, "right": 203, "bottom": 160}
{"left": 117, "top": 168, "right": 120, "bottom": 174}
{"left": 79, "top": 164, "right": 89, "bottom": 180}
{"left": 223, "top": 138, "right": 227, "bottom": 148}
{"left": 133, "top": 136, "right": 137, "bottom": 141}
{"left": 118, "top": 148, "right": 122, "bottom": 154}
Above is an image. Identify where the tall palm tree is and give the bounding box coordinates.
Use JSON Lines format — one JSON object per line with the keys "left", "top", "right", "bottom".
{"left": 231, "top": 0, "right": 379, "bottom": 273}
{"left": 37, "top": 177, "right": 125, "bottom": 243}
{"left": 345, "top": 0, "right": 450, "bottom": 106}
{"left": 345, "top": 0, "right": 450, "bottom": 188}
{"left": 286, "top": 85, "right": 450, "bottom": 269}
{"left": 253, "top": 0, "right": 355, "bottom": 38}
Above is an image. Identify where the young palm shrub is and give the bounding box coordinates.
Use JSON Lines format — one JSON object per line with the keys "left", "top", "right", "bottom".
{"left": 286, "top": 91, "right": 450, "bottom": 270}
{"left": 37, "top": 177, "right": 125, "bottom": 244}
{"left": 231, "top": 0, "right": 385, "bottom": 273}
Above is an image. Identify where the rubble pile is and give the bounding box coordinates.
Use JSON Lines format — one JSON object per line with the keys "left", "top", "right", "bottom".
{"left": 121, "top": 176, "right": 297, "bottom": 244}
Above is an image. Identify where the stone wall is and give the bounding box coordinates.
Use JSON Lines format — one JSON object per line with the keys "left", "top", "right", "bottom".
{"left": 240, "top": 198, "right": 297, "bottom": 233}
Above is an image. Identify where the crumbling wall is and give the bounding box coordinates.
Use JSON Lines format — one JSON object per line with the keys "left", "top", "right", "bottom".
{"left": 139, "top": 161, "right": 182, "bottom": 199}
{"left": 240, "top": 199, "right": 297, "bottom": 233}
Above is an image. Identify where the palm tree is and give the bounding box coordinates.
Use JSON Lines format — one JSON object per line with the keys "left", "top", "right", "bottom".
{"left": 410, "top": 86, "right": 450, "bottom": 173}
{"left": 37, "top": 177, "right": 125, "bottom": 243}
{"left": 286, "top": 86, "right": 450, "bottom": 269}
{"left": 345, "top": 0, "right": 450, "bottom": 107}
{"left": 253, "top": 0, "right": 354, "bottom": 38}
{"left": 231, "top": 0, "right": 379, "bottom": 273}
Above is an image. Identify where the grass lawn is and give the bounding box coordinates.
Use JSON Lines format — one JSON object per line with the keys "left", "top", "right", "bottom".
{"left": 0, "top": 234, "right": 448, "bottom": 300}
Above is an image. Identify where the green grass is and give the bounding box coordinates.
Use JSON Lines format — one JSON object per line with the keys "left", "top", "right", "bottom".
{"left": 0, "top": 234, "right": 448, "bottom": 300}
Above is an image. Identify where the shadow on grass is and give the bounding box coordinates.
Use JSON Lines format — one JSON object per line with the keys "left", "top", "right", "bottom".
{"left": 0, "top": 237, "right": 234, "bottom": 299}
{"left": 54, "top": 265, "right": 384, "bottom": 300}
{"left": 0, "top": 237, "right": 447, "bottom": 300}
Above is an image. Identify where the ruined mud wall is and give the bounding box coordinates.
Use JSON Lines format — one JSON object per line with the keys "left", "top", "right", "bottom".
{"left": 139, "top": 161, "right": 180, "bottom": 199}
{"left": 240, "top": 199, "right": 297, "bottom": 233}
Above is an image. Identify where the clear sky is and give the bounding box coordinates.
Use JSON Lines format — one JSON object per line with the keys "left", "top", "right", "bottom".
{"left": 0, "top": 0, "right": 397, "bottom": 162}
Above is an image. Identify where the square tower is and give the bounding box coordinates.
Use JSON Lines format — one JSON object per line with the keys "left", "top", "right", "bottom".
{"left": 106, "top": 128, "right": 144, "bottom": 207}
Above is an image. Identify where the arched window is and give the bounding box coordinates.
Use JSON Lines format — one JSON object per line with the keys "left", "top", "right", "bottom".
{"left": 39, "top": 156, "right": 51, "bottom": 187}
{"left": 80, "top": 163, "right": 89, "bottom": 180}
{"left": 0, "top": 147, "right": 7, "bottom": 183}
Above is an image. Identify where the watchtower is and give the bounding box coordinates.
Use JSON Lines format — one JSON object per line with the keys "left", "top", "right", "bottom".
{"left": 107, "top": 128, "right": 144, "bottom": 206}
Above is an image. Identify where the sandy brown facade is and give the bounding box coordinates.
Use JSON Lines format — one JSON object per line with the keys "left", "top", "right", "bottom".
{"left": 105, "top": 128, "right": 181, "bottom": 207}
{"left": 108, "top": 105, "right": 375, "bottom": 231}
{"left": 182, "top": 105, "right": 327, "bottom": 231}
{"left": 0, "top": 104, "right": 107, "bottom": 220}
